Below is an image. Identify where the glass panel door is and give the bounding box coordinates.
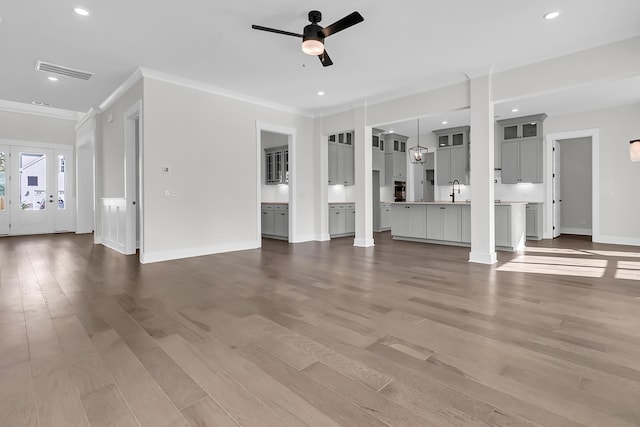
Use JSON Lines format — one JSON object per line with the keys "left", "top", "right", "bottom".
{"left": 10, "top": 147, "right": 55, "bottom": 235}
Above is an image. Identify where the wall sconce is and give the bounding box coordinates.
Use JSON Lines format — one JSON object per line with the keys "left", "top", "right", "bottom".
{"left": 631, "top": 139, "right": 640, "bottom": 162}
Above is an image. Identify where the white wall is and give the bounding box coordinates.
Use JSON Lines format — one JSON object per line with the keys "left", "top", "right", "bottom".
{"left": 559, "top": 137, "right": 592, "bottom": 234}
{"left": 545, "top": 103, "right": 640, "bottom": 244}
{"left": 142, "top": 77, "right": 315, "bottom": 262}
{"left": 0, "top": 110, "right": 76, "bottom": 145}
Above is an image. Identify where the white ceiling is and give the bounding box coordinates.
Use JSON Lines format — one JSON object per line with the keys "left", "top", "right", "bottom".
{"left": 1, "top": 1, "right": 639, "bottom": 116}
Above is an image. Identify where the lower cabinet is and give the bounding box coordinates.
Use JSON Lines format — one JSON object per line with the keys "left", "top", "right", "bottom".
{"left": 427, "top": 205, "right": 461, "bottom": 241}
{"left": 495, "top": 204, "right": 526, "bottom": 250}
{"left": 392, "top": 204, "right": 427, "bottom": 239}
{"left": 329, "top": 203, "right": 355, "bottom": 237}
{"left": 261, "top": 204, "right": 288, "bottom": 240}
{"left": 526, "top": 203, "right": 543, "bottom": 240}
{"left": 380, "top": 203, "right": 392, "bottom": 231}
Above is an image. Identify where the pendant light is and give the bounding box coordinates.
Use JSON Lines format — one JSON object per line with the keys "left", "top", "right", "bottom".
{"left": 409, "top": 118, "right": 428, "bottom": 164}
{"left": 630, "top": 139, "right": 640, "bottom": 162}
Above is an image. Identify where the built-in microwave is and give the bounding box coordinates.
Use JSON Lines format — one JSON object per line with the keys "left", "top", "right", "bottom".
{"left": 394, "top": 181, "right": 406, "bottom": 202}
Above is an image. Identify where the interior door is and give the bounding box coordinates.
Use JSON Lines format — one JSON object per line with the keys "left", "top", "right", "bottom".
{"left": 10, "top": 147, "right": 55, "bottom": 235}
{"left": 553, "top": 142, "right": 562, "bottom": 238}
{"left": 0, "top": 147, "right": 9, "bottom": 235}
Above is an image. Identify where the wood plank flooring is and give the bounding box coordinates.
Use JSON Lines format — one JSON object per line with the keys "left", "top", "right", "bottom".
{"left": 1, "top": 232, "right": 639, "bottom": 426}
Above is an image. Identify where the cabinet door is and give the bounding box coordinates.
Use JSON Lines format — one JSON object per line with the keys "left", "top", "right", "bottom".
{"left": 426, "top": 205, "right": 443, "bottom": 240}
{"left": 329, "top": 209, "right": 346, "bottom": 235}
{"left": 461, "top": 205, "right": 471, "bottom": 243}
{"left": 526, "top": 208, "right": 537, "bottom": 237}
{"left": 346, "top": 206, "right": 355, "bottom": 233}
{"left": 407, "top": 205, "right": 427, "bottom": 239}
{"left": 328, "top": 143, "right": 338, "bottom": 185}
{"left": 339, "top": 144, "right": 354, "bottom": 185}
{"left": 381, "top": 205, "right": 391, "bottom": 229}
{"left": 519, "top": 139, "right": 542, "bottom": 183}
{"left": 436, "top": 149, "right": 451, "bottom": 185}
{"left": 449, "top": 147, "right": 468, "bottom": 185}
{"left": 391, "top": 205, "right": 408, "bottom": 236}
{"left": 261, "top": 209, "right": 274, "bottom": 235}
{"left": 495, "top": 206, "right": 511, "bottom": 247}
{"left": 501, "top": 142, "right": 520, "bottom": 184}
{"left": 265, "top": 152, "right": 275, "bottom": 184}
{"left": 274, "top": 210, "right": 288, "bottom": 238}
{"left": 393, "top": 152, "right": 406, "bottom": 181}
{"left": 443, "top": 205, "right": 461, "bottom": 242}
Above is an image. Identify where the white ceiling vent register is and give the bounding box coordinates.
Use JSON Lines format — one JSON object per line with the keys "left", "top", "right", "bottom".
{"left": 35, "top": 60, "right": 93, "bottom": 80}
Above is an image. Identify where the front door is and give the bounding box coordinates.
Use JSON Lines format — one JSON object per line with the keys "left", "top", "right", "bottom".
{"left": 10, "top": 147, "right": 56, "bottom": 235}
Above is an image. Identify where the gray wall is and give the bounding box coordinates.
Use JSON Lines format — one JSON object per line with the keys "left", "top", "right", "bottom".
{"left": 0, "top": 110, "right": 75, "bottom": 145}
{"left": 559, "top": 137, "right": 592, "bottom": 234}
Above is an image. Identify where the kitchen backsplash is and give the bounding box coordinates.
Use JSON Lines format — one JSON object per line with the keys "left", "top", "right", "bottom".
{"left": 435, "top": 170, "right": 544, "bottom": 202}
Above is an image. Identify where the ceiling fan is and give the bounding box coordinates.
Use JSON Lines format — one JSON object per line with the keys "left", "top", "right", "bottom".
{"left": 252, "top": 10, "right": 364, "bottom": 67}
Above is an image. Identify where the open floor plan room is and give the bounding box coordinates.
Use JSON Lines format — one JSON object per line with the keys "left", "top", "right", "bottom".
{"left": 1, "top": 232, "right": 639, "bottom": 426}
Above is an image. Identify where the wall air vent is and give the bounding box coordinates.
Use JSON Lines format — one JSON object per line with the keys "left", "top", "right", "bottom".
{"left": 35, "top": 60, "right": 93, "bottom": 80}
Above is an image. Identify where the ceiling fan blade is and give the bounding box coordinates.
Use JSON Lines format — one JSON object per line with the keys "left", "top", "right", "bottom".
{"left": 318, "top": 50, "right": 333, "bottom": 67}
{"left": 320, "top": 12, "right": 364, "bottom": 37}
{"left": 251, "top": 25, "right": 302, "bottom": 38}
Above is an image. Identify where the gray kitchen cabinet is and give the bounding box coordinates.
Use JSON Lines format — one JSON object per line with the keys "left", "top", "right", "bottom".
{"left": 461, "top": 205, "right": 471, "bottom": 243}
{"left": 392, "top": 204, "right": 427, "bottom": 239}
{"left": 274, "top": 209, "right": 289, "bottom": 238}
{"left": 526, "top": 203, "right": 543, "bottom": 240}
{"left": 427, "top": 205, "right": 461, "bottom": 241}
{"left": 328, "top": 132, "right": 354, "bottom": 186}
{"left": 380, "top": 203, "right": 392, "bottom": 230}
{"left": 434, "top": 126, "right": 470, "bottom": 148}
{"left": 436, "top": 146, "right": 468, "bottom": 185}
{"left": 329, "top": 203, "right": 355, "bottom": 237}
{"left": 345, "top": 204, "right": 355, "bottom": 234}
{"left": 262, "top": 203, "right": 288, "bottom": 240}
{"left": 261, "top": 205, "right": 274, "bottom": 235}
{"left": 498, "top": 114, "right": 546, "bottom": 184}
{"left": 385, "top": 133, "right": 408, "bottom": 185}
{"left": 265, "top": 146, "right": 288, "bottom": 185}
{"left": 495, "top": 205, "right": 510, "bottom": 247}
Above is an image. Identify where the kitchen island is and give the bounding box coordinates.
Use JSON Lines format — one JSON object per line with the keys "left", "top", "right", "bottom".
{"left": 392, "top": 201, "right": 526, "bottom": 252}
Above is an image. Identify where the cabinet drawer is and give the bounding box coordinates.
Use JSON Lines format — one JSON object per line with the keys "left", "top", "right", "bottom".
{"left": 329, "top": 204, "right": 345, "bottom": 210}
{"left": 345, "top": 204, "right": 355, "bottom": 210}
{"left": 273, "top": 204, "right": 288, "bottom": 211}
{"left": 261, "top": 204, "right": 274, "bottom": 210}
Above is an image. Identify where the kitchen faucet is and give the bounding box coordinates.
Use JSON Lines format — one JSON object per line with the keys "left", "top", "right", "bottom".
{"left": 450, "top": 179, "right": 460, "bottom": 202}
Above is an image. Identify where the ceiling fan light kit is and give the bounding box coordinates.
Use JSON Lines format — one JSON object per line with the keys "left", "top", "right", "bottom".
{"left": 252, "top": 10, "right": 363, "bottom": 67}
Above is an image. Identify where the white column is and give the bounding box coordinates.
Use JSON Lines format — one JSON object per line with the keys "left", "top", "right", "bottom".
{"left": 469, "top": 75, "right": 497, "bottom": 264}
{"left": 353, "top": 107, "right": 374, "bottom": 247}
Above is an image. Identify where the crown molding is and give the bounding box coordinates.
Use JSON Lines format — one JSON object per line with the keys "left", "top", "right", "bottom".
{"left": 138, "top": 67, "right": 314, "bottom": 118}
{"left": 0, "top": 99, "right": 82, "bottom": 121}
{"left": 75, "top": 108, "right": 99, "bottom": 131}
{"left": 98, "top": 68, "right": 143, "bottom": 112}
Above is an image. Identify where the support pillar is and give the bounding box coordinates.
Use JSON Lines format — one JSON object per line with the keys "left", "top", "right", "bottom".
{"left": 353, "top": 107, "right": 374, "bottom": 247}
{"left": 469, "top": 75, "right": 497, "bottom": 264}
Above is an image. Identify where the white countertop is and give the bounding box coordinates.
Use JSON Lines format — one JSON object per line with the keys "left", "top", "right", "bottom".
{"left": 393, "top": 201, "right": 529, "bottom": 206}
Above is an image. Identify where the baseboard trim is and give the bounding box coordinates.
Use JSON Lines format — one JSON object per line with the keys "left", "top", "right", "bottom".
{"left": 353, "top": 238, "right": 375, "bottom": 247}
{"left": 469, "top": 251, "right": 497, "bottom": 265}
{"left": 560, "top": 227, "right": 592, "bottom": 236}
{"left": 289, "top": 234, "right": 316, "bottom": 243}
{"left": 594, "top": 235, "right": 640, "bottom": 247}
{"left": 315, "top": 233, "right": 331, "bottom": 242}
{"left": 141, "top": 240, "right": 260, "bottom": 264}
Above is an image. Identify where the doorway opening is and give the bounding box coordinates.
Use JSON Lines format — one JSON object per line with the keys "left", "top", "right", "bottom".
{"left": 124, "top": 101, "right": 143, "bottom": 258}
{"left": 545, "top": 129, "right": 599, "bottom": 241}
{"left": 256, "top": 123, "right": 296, "bottom": 244}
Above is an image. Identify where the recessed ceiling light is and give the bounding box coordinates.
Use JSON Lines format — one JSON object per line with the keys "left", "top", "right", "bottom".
{"left": 317, "top": 91, "right": 325, "bottom": 96}
{"left": 48, "top": 76, "right": 58, "bottom": 82}
{"left": 388, "top": 130, "right": 394, "bottom": 134}
{"left": 74, "top": 7, "right": 90, "bottom": 16}
{"left": 442, "top": 121, "right": 448, "bottom": 125}
{"left": 32, "top": 101, "right": 50, "bottom": 106}
{"left": 512, "top": 108, "right": 519, "bottom": 113}
{"left": 543, "top": 11, "right": 560, "bottom": 20}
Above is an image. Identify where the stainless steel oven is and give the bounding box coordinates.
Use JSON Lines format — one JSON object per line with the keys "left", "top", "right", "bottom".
{"left": 394, "top": 181, "right": 406, "bottom": 202}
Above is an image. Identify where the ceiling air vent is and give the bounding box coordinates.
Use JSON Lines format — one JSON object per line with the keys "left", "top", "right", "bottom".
{"left": 35, "top": 60, "right": 93, "bottom": 80}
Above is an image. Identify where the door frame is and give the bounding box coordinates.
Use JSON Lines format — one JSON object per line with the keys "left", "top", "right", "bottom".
{"left": 75, "top": 131, "right": 95, "bottom": 234}
{"left": 124, "top": 100, "right": 144, "bottom": 258}
{"left": 255, "top": 122, "right": 297, "bottom": 244}
{"left": 544, "top": 129, "right": 599, "bottom": 241}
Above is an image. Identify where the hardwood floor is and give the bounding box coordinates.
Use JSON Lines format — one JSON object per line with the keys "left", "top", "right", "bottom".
{"left": 1, "top": 232, "right": 640, "bottom": 426}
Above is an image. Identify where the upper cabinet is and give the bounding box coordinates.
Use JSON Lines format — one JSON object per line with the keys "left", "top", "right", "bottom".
{"left": 384, "top": 133, "right": 408, "bottom": 184}
{"left": 497, "top": 114, "right": 547, "bottom": 184}
{"left": 265, "top": 145, "right": 288, "bottom": 185}
{"left": 372, "top": 129, "right": 386, "bottom": 183}
{"left": 434, "top": 126, "right": 470, "bottom": 185}
{"left": 328, "top": 131, "right": 355, "bottom": 186}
